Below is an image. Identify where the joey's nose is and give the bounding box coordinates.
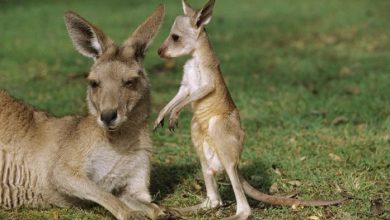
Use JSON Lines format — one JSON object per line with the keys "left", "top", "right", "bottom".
{"left": 157, "top": 47, "right": 164, "bottom": 56}
{"left": 100, "top": 110, "right": 117, "bottom": 126}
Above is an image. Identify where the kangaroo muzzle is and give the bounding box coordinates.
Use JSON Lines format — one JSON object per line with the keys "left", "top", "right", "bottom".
{"left": 157, "top": 46, "right": 168, "bottom": 58}
{"left": 100, "top": 110, "right": 118, "bottom": 127}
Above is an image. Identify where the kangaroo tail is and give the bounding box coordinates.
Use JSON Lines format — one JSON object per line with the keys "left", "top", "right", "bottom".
{"left": 240, "top": 176, "right": 348, "bottom": 206}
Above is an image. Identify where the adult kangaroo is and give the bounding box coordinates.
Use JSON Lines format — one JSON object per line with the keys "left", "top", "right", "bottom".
{"left": 0, "top": 5, "right": 173, "bottom": 220}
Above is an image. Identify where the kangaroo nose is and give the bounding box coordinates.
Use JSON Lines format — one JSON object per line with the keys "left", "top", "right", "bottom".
{"left": 100, "top": 110, "right": 117, "bottom": 126}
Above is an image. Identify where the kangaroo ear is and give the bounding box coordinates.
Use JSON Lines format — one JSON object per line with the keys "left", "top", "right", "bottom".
{"left": 64, "top": 11, "right": 110, "bottom": 59}
{"left": 195, "top": 0, "right": 215, "bottom": 28}
{"left": 122, "top": 4, "right": 164, "bottom": 62}
{"left": 182, "top": 0, "right": 196, "bottom": 17}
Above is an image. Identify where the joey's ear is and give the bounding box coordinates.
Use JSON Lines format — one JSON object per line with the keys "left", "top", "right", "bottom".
{"left": 122, "top": 4, "right": 164, "bottom": 62}
{"left": 182, "top": 0, "right": 196, "bottom": 17}
{"left": 64, "top": 11, "right": 110, "bottom": 59}
{"left": 195, "top": 0, "right": 215, "bottom": 28}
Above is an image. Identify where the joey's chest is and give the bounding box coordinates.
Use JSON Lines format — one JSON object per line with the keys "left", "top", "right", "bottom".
{"left": 183, "top": 58, "right": 209, "bottom": 92}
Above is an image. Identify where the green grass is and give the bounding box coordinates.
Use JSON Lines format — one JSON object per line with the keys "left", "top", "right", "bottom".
{"left": 1, "top": 0, "right": 389, "bottom": 219}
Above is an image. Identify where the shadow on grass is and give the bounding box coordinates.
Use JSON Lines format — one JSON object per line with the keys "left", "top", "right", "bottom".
{"left": 150, "top": 159, "right": 275, "bottom": 208}
{"left": 241, "top": 160, "right": 273, "bottom": 192}
{"left": 150, "top": 163, "right": 200, "bottom": 202}
{"left": 219, "top": 160, "right": 273, "bottom": 207}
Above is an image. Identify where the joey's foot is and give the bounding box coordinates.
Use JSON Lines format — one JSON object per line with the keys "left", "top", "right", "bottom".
{"left": 171, "top": 199, "right": 221, "bottom": 215}
{"left": 221, "top": 212, "right": 251, "bottom": 220}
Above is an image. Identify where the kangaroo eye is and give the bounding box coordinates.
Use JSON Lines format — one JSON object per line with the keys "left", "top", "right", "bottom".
{"left": 123, "top": 79, "right": 137, "bottom": 88}
{"left": 171, "top": 34, "right": 180, "bottom": 42}
{"left": 89, "top": 80, "right": 100, "bottom": 88}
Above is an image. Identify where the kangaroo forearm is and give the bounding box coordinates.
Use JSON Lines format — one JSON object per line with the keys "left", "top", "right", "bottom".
{"left": 173, "top": 85, "right": 214, "bottom": 112}
{"left": 188, "top": 85, "right": 214, "bottom": 102}
{"left": 163, "top": 86, "right": 189, "bottom": 114}
{"left": 51, "top": 171, "right": 132, "bottom": 220}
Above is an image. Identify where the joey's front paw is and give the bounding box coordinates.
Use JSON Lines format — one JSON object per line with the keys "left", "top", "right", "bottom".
{"left": 153, "top": 116, "right": 165, "bottom": 131}
{"left": 168, "top": 113, "right": 179, "bottom": 132}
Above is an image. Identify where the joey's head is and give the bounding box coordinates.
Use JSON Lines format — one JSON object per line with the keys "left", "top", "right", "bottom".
{"left": 158, "top": 0, "right": 215, "bottom": 58}
{"left": 64, "top": 5, "right": 164, "bottom": 130}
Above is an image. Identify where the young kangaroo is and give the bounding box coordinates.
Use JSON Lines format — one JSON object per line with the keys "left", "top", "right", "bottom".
{"left": 154, "top": 1, "right": 347, "bottom": 219}
{"left": 0, "top": 5, "right": 174, "bottom": 220}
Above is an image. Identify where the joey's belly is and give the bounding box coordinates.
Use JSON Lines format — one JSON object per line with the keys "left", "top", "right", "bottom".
{"left": 203, "top": 141, "right": 224, "bottom": 175}
{"left": 192, "top": 93, "right": 233, "bottom": 118}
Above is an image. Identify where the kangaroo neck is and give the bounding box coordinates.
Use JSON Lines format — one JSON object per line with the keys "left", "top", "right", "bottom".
{"left": 193, "top": 30, "right": 218, "bottom": 68}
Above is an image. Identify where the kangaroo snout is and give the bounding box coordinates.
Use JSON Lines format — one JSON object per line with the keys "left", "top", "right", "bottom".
{"left": 157, "top": 46, "right": 166, "bottom": 57}
{"left": 100, "top": 110, "right": 118, "bottom": 126}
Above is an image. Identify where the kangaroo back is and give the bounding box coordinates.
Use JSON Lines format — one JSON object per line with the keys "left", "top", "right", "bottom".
{"left": 0, "top": 90, "right": 52, "bottom": 209}
{"left": 0, "top": 90, "right": 43, "bottom": 146}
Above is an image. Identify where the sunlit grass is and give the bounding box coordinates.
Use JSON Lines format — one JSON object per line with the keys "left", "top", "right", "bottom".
{"left": 0, "top": 0, "right": 389, "bottom": 219}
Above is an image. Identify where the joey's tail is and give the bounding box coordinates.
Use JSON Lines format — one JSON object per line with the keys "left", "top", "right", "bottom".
{"left": 240, "top": 176, "right": 348, "bottom": 206}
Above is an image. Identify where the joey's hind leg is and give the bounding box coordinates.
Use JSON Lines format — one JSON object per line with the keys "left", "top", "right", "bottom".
{"left": 174, "top": 122, "right": 222, "bottom": 215}
{"left": 209, "top": 116, "right": 251, "bottom": 220}
{"left": 174, "top": 158, "right": 222, "bottom": 215}
{"left": 221, "top": 165, "right": 251, "bottom": 220}
{"left": 200, "top": 158, "right": 223, "bottom": 209}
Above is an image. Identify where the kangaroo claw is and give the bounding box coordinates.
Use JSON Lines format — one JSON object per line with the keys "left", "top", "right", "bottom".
{"left": 168, "top": 118, "right": 178, "bottom": 132}
{"left": 153, "top": 118, "right": 165, "bottom": 131}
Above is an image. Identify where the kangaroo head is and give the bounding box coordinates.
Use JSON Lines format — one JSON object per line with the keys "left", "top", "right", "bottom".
{"left": 64, "top": 5, "right": 164, "bottom": 130}
{"left": 158, "top": 0, "right": 215, "bottom": 58}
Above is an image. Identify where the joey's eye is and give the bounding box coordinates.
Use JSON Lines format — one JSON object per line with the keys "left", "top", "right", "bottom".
{"left": 89, "top": 80, "right": 100, "bottom": 88}
{"left": 123, "top": 79, "right": 137, "bottom": 88}
{"left": 171, "top": 34, "right": 180, "bottom": 42}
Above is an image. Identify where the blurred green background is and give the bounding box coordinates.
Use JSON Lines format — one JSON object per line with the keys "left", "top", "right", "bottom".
{"left": 0, "top": 0, "right": 389, "bottom": 219}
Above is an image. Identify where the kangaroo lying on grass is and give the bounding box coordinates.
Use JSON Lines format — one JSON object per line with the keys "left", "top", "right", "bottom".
{"left": 0, "top": 5, "right": 175, "bottom": 220}
{"left": 154, "top": 0, "right": 347, "bottom": 219}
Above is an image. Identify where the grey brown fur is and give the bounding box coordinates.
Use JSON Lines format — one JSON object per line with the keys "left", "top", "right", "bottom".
{"left": 0, "top": 5, "right": 172, "bottom": 220}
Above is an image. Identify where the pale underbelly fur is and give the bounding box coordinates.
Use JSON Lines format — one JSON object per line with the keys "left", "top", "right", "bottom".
{"left": 203, "top": 141, "right": 224, "bottom": 175}
{"left": 185, "top": 59, "right": 224, "bottom": 174}
{"left": 202, "top": 117, "right": 224, "bottom": 175}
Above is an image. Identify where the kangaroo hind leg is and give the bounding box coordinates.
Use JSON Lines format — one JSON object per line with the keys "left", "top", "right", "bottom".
{"left": 208, "top": 116, "right": 251, "bottom": 220}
